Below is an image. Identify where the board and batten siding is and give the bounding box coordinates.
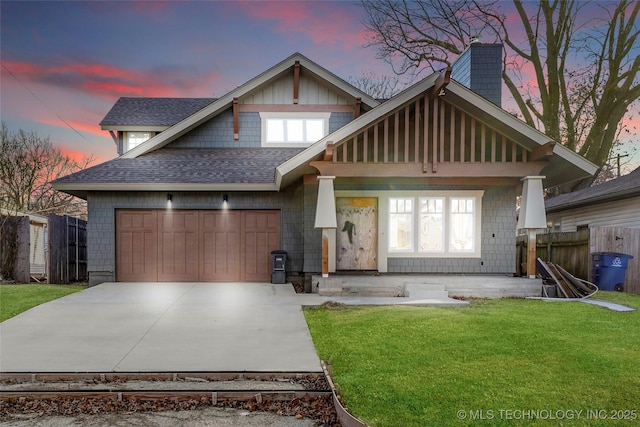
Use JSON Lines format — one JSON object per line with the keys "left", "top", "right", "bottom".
{"left": 547, "top": 196, "right": 640, "bottom": 232}
{"left": 241, "top": 72, "right": 351, "bottom": 105}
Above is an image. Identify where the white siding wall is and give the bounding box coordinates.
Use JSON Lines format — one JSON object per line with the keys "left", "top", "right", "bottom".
{"left": 547, "top": 196, "right": 640, "bottom": 232}
{"left": 29, "top": 222, "right": 47, "bottom": 275}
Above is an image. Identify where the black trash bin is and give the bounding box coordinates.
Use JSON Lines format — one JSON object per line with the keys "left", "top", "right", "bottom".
{"left": 592, "top": 252, "right": 634, "bottom": 292}
{"left": 271, "top": 250, "right": 287, "bottom": 284}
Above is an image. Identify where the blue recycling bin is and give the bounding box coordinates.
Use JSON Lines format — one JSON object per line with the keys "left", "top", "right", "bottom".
{"left": 592, "top": 252, "right": 634, "bottom": 292}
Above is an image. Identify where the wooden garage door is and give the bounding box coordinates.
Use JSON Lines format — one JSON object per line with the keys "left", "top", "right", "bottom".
{"left": 200, "top": 211, "right": 240, "bottom": 281}
{"left": 116, "top": 210, "right": 280, "bottom": 282}
{"left": 116, "top": 210, "right": 158, "bottom": 281}
{"left": 158, "top": 211, "right": 199, "bottom": 281}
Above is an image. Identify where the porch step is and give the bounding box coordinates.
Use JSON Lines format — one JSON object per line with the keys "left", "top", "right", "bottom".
{"left": 404, "top": 283, "right": 450, "bottom": 299}
{"left": 341, "top": 284, "right": 405, "bottom": 297}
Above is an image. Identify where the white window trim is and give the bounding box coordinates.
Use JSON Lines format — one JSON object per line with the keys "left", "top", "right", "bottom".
{"left": 335, "top": 190, "right": 484, "bottom": 271}
{"left": 388, "top": 197, "right": 415, "bottom": 253}
{"left": 124, "top": 131, "right": 154, "bottom": 152}
{"left": 386, "top": 192, "right": 483, "bottom": 258}
{"left": 260, "top": 112, "right": 330, "bottom": 147}
{"left": 418, "top": 197, "right": 445, "bottom": 254}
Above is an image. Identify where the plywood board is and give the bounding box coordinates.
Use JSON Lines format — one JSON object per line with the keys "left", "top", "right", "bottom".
{"left": 336, "top": 198, "right": 377, "bottom": 270}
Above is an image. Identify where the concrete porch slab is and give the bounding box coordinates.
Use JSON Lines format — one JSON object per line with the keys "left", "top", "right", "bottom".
{"left": 312, "top": 274, "right": 542, "bottom": 298}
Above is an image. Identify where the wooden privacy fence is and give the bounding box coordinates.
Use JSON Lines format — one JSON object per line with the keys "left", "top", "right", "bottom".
{"left": 517, "top": 226, "right": 640, "bottom": 295}
{"left": 48, "top": 215, "right": 87, "bottom": 284}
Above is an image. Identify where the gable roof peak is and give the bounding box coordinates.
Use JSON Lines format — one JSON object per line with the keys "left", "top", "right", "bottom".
{"left": 121, "top": 52, "right": 380, "bottom": 158}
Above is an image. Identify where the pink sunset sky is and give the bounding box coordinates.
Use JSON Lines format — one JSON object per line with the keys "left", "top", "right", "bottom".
{"left": 1, "top": 1, "right": 638, "bottom": 172}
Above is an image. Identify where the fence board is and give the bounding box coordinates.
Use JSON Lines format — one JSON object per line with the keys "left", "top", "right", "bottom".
{"left": 517, "top": 227, "right": 639, "bottom": 295}
{"left": 48, "top": 215, "right": 87, "bottom": 284}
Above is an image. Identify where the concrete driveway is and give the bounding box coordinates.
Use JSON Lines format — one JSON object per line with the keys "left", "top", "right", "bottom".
{"left": 0, "top": 282, "right": 322, "bottom": 373}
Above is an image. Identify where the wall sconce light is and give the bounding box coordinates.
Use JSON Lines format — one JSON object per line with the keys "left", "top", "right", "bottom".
{"left": 167, "top": 193, "right": 173, "bottom": 202}
{"left": 223, "top": 194, "right": 229, "bottom": 203}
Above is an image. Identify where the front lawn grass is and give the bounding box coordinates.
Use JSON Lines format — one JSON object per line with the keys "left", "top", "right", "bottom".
{"left": 305, "top": 292, "right": 640, "bottom": 427}
{"left": 0, "top": 284, "right": 85, "bottom": 322}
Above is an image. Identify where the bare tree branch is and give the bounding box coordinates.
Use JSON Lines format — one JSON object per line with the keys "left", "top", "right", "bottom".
{"left": 0, "top": 122, "right": 92, "bottom": 219}
{"left": 361, "top": 0, "right": 640, "bottom": 192}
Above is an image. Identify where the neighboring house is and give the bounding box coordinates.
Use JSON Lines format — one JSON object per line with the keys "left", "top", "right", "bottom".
{"left": 53, "top": 51, "right": 596, "bottom": 287}
{"left": 546, "top": 166, "right": 640, "bottom": 231}
{"left": 27, "top": 213, "right": 48, "bottom": 278}
{"left": 0, "top": 210, "right": 47, "bottom": 281}
{"left": 544, "top": 166, "right": 640, "bottom": 294}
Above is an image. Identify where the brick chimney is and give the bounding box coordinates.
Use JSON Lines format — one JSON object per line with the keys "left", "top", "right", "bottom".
{"left": 451, "top": 40, "right": 502, "bottom": 107}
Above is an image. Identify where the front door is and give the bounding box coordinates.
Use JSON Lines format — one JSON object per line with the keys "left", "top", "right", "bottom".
{"left": 336, "top": 197, "right": 377, "bottom": 270}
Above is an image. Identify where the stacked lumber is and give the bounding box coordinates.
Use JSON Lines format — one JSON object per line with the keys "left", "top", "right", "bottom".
{"left": 536, "top": 258, "right": 598, "bottom": 298}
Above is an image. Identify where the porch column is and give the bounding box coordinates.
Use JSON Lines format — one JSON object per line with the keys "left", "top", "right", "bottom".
{"left": 314, "top": 176, "right": 337, "bottom": 278}
{"left": 517, "top": 176, "right": 547, "bottom": 278}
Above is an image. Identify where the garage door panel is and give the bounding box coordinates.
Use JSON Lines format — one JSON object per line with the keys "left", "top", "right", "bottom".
{"left": 117, "top": 209, "right": 280, "bottom": 283}
{"left": 116, "top": 210, "right": 158, "bottom": 281}
{"left": 200, "top": 211, "right": 240, "bottom": 281}
{"left": 158, "top": 211, "right": 198, "bottom": 281}
{"left": 241, "top": 211, "right": 281, "bottom": 282}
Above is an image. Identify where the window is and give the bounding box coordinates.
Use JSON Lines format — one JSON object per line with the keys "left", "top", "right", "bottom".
{"left": 419, "top": 198, "right": 444, "bottom": 252}
{"left": 387, "top": 192, "right": 482, "bottom": 257}
{"left": 125, "top": 132, "right": 153, "bottom": 152}
{"left": 450, "top": 198, "right": 475, "bottom": 252}
{"left": 389, "top": 198, "right": 413, "bottom": 252}
{"left": 260, "top": 112, "right": 330, "bottom": 147}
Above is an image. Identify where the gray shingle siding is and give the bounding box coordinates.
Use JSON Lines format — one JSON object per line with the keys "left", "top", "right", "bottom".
{"left": 167, "top": 110, "right": 354, "bottom": 149}
{"left": 329, "top": 112, "right": 352, "bottom": 133}
{"left": 303, "top": 182, "right": 321, "bottom": 273}
{"left": 451, "top": 43, "right": 502, "bottom": 107}
{"left": 168, "top": 110, "right": 262, "bottom": 149}
{"left": 86, "top": 184, "right": 305, "bottom": 285}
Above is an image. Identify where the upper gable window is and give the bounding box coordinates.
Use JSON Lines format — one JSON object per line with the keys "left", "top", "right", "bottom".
{"left": 124, "top": 131, "right": 153, "bottom": 152}
{"left": 260, "top": 112, "right": 330, "bottom": 147}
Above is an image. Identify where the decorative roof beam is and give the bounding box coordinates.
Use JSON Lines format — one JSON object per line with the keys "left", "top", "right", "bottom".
{"left": 323, "top": 142, "right": 334, "bottom": 161}
{"left": 354, "top": 98, "right": 361, "bottom": 119}
{"left": 310, "top": 160, "right": 550, "bottom": 178}
{"left": 238, "top": 104, "right": 354, "bottom": 113}
{"left": 109, "top": 131, "right": 118, "bottom": 146}
{"left": 429, "top": 67, "right": 452, "bottom": 99}
{"left": 529, "top": 141, "right": 556, "bottom": 161}
{"left": 293, "top": 60, "right": 300, "bottom": 104}
{"left": 233, "top": 98, "right": 239, "bottom": 140}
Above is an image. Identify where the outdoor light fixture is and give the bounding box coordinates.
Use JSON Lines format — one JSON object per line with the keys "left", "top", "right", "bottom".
{"left": 223, "top": 194, "right": 229, "bottom": 203}
{"left": 167, "top": 193, "right": 172, "bottom": 202}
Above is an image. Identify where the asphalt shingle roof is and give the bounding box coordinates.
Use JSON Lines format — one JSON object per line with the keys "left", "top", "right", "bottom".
{"left": 54, "top": 148, "right": 304, "bottom": 185}
{"left": 545, "top": 166, "right": 640, "bottom": 211}
{"left": 100, "top": 98, "right": 216, "bottom": 127}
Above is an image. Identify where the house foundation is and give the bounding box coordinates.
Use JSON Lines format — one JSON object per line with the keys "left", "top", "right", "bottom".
{"left": 311, "top": 274, "right": 541, "bottom": 299}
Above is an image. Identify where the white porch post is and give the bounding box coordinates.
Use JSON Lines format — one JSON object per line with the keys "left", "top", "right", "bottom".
{"left": 517, "top": 176, "right": 547, "bottom": 279}
{"left": 314, "top": 176, "right": 337, "bottom": 278}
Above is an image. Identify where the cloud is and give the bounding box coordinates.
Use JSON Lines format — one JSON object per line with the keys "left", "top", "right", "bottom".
{"left": 35, "top": 117, "right": 107, "bottom": 139}
{"left": 59, "top": 147, "right": 97, "bottom": 164}
{"left": 2, "top": 60, "right": 223, "bottom": 100}
{"left": 236, "top": 1, "right": 369, "bottom": 49}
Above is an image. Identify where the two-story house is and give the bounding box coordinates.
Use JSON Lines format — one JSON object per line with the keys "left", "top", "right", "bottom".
{"left": 53, "top": 51, "right": 596, "bottom": 290}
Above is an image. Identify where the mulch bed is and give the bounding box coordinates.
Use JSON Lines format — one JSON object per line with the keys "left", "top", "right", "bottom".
{"left": 0, "top": 375, "right": 340, "bottom": 426}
